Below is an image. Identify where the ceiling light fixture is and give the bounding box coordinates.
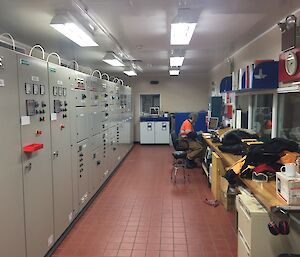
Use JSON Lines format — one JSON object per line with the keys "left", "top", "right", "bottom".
{"left": 102, "top": 52, "right": 125, "bottom": 67}
{"left": 124, "top": 67, "right": 137, "bottom": 76}
{"left": 169, "top": 69, "right": 180, "bottom": 76}
{"left": 50, "top": 12, "right": 98, "bottom": 47}
{"left": 170, "top": 8, "right": 198, "bottom": 45}
{"left": 170, "top": 56, "right": 184, "bottom": 67}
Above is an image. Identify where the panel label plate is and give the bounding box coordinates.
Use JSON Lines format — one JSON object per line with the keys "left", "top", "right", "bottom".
{"left": 51, "top": 113, "right": 57, "bottom": 121}
{"left": 31, "top": 76, "right": 39, "bottom": 82}
{"left": 21, "top": 116, "right": 30, "bottom": 126}
{"left": 20, "top": 59, "right": 29, "bottom": 65}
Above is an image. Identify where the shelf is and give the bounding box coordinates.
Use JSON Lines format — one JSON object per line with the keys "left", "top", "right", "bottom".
{"left": 228, "top": 61, "right": 279, "bottom": 93}
{"left": 277, "top": 84, "right": 300, "bottom": 93}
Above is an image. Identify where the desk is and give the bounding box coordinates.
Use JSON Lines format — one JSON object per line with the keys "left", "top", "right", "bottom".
{"left": 203, "top": 137, "right": 287, "bottom": 212}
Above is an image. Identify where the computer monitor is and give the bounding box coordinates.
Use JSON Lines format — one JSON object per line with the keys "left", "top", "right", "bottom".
{"left": 150, "top": 107, "right": 159, "bottom": 116}
{"left": 208, "top": 117, "right": 219, "bottom": 131}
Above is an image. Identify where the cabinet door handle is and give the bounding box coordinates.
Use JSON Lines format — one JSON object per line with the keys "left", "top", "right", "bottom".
{"left": 24, "top": 163, "right": 32, "bottom": 173}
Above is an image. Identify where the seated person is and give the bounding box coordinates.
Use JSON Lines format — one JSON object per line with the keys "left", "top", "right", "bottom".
{"left": 179, "top": 112, "right": 205, "bottom": 168}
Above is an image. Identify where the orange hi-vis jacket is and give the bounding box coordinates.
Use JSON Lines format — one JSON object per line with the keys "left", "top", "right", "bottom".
{"left": 179, "top": 119, "right": 194, "bottom": 137}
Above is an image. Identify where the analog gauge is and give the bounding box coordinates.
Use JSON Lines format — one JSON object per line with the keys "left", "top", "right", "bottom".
{"left": 285, "top": 52, "right": 298, "bottom": 76}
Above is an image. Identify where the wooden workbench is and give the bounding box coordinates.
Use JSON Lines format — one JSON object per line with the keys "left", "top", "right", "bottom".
{"left": 203, "top": 137, "right": 287, "bottom": 212}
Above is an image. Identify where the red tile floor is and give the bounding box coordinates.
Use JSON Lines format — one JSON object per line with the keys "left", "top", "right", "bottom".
{"left": 52, "top": 145, "right": 237, "bottom": 257}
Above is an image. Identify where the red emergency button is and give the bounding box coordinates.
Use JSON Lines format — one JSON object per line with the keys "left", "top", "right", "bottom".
{"left": 60, "top": 124, "right": 65, "bottom": 130}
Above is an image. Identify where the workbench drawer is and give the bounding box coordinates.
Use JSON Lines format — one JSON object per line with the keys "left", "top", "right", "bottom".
{"left": 237, "top": 197, "right": 252, "bottom": 249}
{"left": 238, "top": 229, "right": 251, "bottom": 257}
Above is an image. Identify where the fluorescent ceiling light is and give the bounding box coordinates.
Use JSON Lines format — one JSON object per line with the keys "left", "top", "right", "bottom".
{"left": 103, "top": 52, "right": 125, "bottom": 67}
{"left": 50, "top": 13, "right": 98, "bottom": 47}
{"left": 124, "top": 68, "right": 137, "bottom": 76}
{"left": 170, "top": 56, "right": 184, "bottom": 67}
{"left": 169, "top": 70, "right": 180, "bottom": 76}
{"left": 171, "top": 22, "right": 197, "bottom": 45}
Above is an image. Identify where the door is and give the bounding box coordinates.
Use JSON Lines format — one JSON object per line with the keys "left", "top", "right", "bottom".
{"left": 154, "top": 121, "right": 170, "bottom": 144}
{"left": 140, "top": 122, "right": 155, "bottom": 144}
{"left": 17, "top": 53, "right": 54, "bottom": 257}
{"left": 0, "top": 47, "right": 26, "bottom": 257}
{"left": 48, "top": 63, "right": 73, "bottom": 240}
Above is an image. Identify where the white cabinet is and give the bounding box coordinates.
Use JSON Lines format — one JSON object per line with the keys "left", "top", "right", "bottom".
{"left": 236, "top": 193, "right": 287, "bottom": 257}
{"left": 140, "top": 122, "right": 155, "bottom": 144}
{"left": 154, "top": 121, "right": 170, "bottom": 144}
{"left": 140, "top": 121, "right": 169, "bottom": 144}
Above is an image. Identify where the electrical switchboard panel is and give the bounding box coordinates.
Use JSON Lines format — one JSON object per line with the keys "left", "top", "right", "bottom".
{"left": 77, "top": 140, "right": 90, "bottom": 209}
{"left": 48, "top": 63, "right": 73, "bottom": 241}
{"left": 101, "top": 130, "right": 109, "bottom": 179}
{"left": 0, "top": 44, "right": 134, "bottom": 257}
{"left": 0, "top": 47, "right": 27, "bottom": 257}
{"left": 90, "top": 133, "right": 101, "bottom": 151}
{"left": 90, "top": 106, "right": 101, "bottom": 136}
{"left": 76, "top": 107, "right": 89, "bottom": 142}
{"left": 88, "top": 76, "right": 100, "bottom": 106}
{"left": 17, "top": 53, "right": 54, "bottom": 257}
{"left": 89, "top": 148, "right": 103, "bottom": 196}
{"left": 74, "top": 76, "right": 88, "bottom": 107}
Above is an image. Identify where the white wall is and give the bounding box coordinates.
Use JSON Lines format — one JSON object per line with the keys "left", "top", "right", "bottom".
{"left": 210, "top": 9, "right": 300, "bottom": 91}
{"left": 129, "top": 75, "right": 210, "bottom": 142}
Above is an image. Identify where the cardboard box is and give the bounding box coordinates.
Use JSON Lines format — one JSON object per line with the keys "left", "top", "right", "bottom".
{"left": 220, "top": 176, "right": 236, "bottom": 211}
{"left": 276, "top": 172, "right": 300, "bottom": 205}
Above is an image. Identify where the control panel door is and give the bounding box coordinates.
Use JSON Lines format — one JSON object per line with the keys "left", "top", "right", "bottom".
{"left": 0, "top": 48, "right": 26, "bottom": 257}
{"left": 17, "top": 53, "right": 54, "bottom": 257}
{"left": 48, "top": 63, "right": 73, "bottom": 240}
{"left": 76, "top": 107, "right": 89, "bottom": 142}
{"left": 90, "top": 106, "right": 101, "bottom": 136}
{"left": 90, "top": 148, "right": 103, "bottom": 195}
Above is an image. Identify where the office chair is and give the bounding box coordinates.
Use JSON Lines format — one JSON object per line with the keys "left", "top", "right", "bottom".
{"left": 170, "top": 131, "right": 189, "bottom": 183}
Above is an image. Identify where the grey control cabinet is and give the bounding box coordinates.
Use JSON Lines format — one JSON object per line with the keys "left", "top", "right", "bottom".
{"left": 0, "top": 44, "right": 134, "bottom": 257}
{"left": 17, "top": 53, "right": 54, "bottom": 257}
{"left": 0, "top": 48, "right": 27, "bottom": 257}
{"left": 48, "top": 63, "right": 73, "bottom": 240}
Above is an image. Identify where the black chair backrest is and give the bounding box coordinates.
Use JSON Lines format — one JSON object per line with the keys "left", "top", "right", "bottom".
{"left": 171, "top": 130, "right": 188, "bottom": 151}
{"left": 171, "top": 131, "right": 179, "bottom": 149}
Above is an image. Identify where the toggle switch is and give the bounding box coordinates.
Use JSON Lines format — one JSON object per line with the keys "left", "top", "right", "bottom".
{"left": 60, "top": 124, "right": 65, "bottom": 130}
